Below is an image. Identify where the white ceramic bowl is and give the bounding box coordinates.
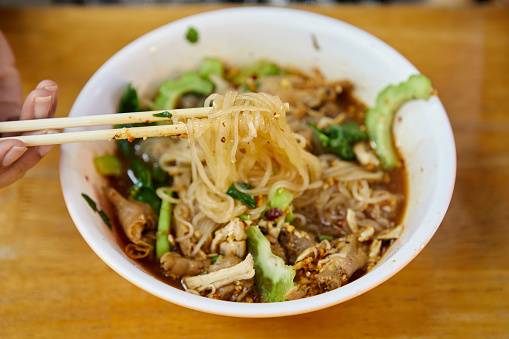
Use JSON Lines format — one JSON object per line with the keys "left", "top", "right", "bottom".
{"left": 60, "top": 7, "right": 456, "bottom": 317}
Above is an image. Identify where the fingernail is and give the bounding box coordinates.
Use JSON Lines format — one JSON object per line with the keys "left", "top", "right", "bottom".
{"left": 34, "top": 95, "right": 52, "bottom": 118}
{"left": 2, "top": 146, "right": 27, "bottom": 167}
{"left": 38, "top": 145, "right": 53, "bottom": 158}
{"left": 37, "top": 129, "right": 58, "bottom": 157}
{"left": 44, "top": 85, "right": 58, "bottom": 92}
{"left": 44, "top": 86, "right": 57, "bottom": 106}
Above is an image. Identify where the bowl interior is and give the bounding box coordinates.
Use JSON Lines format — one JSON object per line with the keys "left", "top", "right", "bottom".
{"left": 60, "top": 7, "right": 456, "bottom": 317}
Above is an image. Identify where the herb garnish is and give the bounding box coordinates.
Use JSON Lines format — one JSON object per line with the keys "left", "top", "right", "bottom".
{"left": 82, "top": 193, "right": 112, "bottom": 229}
{"left": 309, "top": 122, "right": 368, "bottom": 161}
{"left": 153, "top": 111, "right": 172, "bottom": 118}
{"left": 186, "top": 27, "right": 199, "bottom": 43}
{"left": 226, "top": 182, "right": 256, "bottom": 208}
{"left": 318, "top": 235, "right": 334, "bottom": 241}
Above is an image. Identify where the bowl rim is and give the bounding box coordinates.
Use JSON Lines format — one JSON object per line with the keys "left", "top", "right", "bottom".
{"left": 60, "top": 6, "right": 456, "bottom": 317}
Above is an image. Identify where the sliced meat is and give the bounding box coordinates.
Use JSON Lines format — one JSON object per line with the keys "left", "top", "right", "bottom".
{"left": 285, "top": 285, "right": 310, "bottom": 301}
{"left": 184, "top": 254, "right": 255, "bottom": 292}
{"left": 257, "top": 76, "right": 347, "bottom": 117}
{"left": 257, "top": 75, "right": 311, "bottom": 107}
{"left": 210, "top": 217, "right": 247, "bottom": 258}
{"left": 216, "top": 283, "right": 236, "bottom": 300}
{"left": 219, "top": 241, "right": 246, "bottom": 258}
{"left": 279, "top": 227, "right": 316, "bottom": 264}
{"left": 160, "top": 252, "right": 205, "bottom": 278}
{"left": 207, "top": 254, "right": 242, "bottom": 273}
{"left": 106, "top": 187, "right": 156, "bottom": 259}
{"left": 215, "top": 279, "right": 254, "bottom": 302}
{"left": 265, "top": 234, "right": 288, "bottom": 264}
{"left": 232, "top": 279, "right": 254, "bottom": 302}
{"left": 316, "top": 235, "right": 368, "bottom": 291}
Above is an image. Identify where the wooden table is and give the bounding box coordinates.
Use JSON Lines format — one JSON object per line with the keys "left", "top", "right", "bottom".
{"left": 1, "top": 4, "right": 508, "bottom": 337}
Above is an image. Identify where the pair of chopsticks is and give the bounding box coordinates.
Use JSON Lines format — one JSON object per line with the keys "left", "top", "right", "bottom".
{"left": 0, "top": 107, "right": 212, "bottom": 146}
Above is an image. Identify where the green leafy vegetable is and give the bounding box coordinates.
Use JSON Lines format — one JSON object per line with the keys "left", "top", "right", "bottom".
{"left": 242, "top": 81, "right": 260, "bottom": 93}
{"left": 82, "top": 193, "right": 112, "bottom": 229}
{"left": 365, "top": 74, "right": 432, "bottom": 169}
{"left": 118, "top": 83, "right": 141, "bottom": 113}
{"left": 238, "top": 214, "right": 250, "bottom": 221}
{"left": 285, "top": 205, "right": 295, "bottom": 224}
{"left": 246, "top": 226, "right": 295, "bottom": 302}
{"left": 156, "top": 199, "right": 172, "bottom": 259}
{"left": 151, "top": 162, "right": 169, "bottom": 184}
{"left": 116, "top": 139, "right": 132, "bottom": 157}
{"left": 270, "top": 187, "right": 293, "bottom": 211}
{"left": 116, "top": 84, "right": 145, "bottom": 157}
{"left": 318, "top": 235, "right": 334, "bottom": 241}
{"left": 186, "top": 27, "right": 199, "bottom": 43}
{"left": 265, "top": 188, "right": 294, "bottom": 222}
{"left": 93, "top": 154, "right": 122, "bottom": 176}
{"left": 131, "top": 159, "right": 153, "bottom": 189}
{"left": 153, "top": 111, "right": 172, "bottom": 118}
{"left": 129, "top": 159, "right": 161, "bottom": 212}
{"left": 130, "top": 185, "right": 160, "bottom": 213}
{"left": 226, "top": 182, "right": 256, "bottom": 209}
{"left": 154, "top": 71, "right": 214, "bottom": 110}
{"left": 310, "top": 122, "right": 368, "bottom": 161}
{"left": 231, "top": 60, "right": 286, "bottom": 85}
{"left": 199, "top": 57, "right": 224, "bottom": 80}
{"left": 211, "top": 255, "right": 219, "bottom": 264}
{"left": 272, "top": 165, "right": 278, "bottom": 176}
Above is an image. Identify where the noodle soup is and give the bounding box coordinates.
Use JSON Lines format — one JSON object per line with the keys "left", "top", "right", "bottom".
{"left": 93, "top": 59, "right": 414, "bottom": 302}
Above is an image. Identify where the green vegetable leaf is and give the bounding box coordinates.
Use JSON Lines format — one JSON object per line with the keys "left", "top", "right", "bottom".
{"left": 285, "top": 205, "right": 295, "bottom": 223}
{"left": 116, "top": 84, "right": 145, "bottom": 157}
{"left": 154, "top": 71, "right": 214, "bottom": 110}
{"left": 226, "top": 182, "right": 256, "bottom": 209}
{"left": 310, "top": 122, "right": 368, "bottom": 161}
{"left": 130, "top": 185, "right": 161, "bottom": 213}
{"left": 272, "top": 165, "right": 278, "bottom": 176}
{"left": 246, "top": 226, "right": 295, "bottom": 302}
{"left": 82, "top": 193, "right": 112, "bottom": 229}
{"left": 270, "top": 187, "right": 293, "bottom": 211}
{"left": 116, "top": 139, "right": 132, "bottom": 157}
{"left": 131, "top": 159, "right": 153, "bottom": 189}
{"left": 186, "top": 27, "right": 199, "bottom": 43}
{"left": 365, "top": 74, "right": 433, "bottom": 169}
{"left": 309, "top": 124, "right": 330, "bottom": 145}
{"left": 318, "top": 235, "right": 334, "bottom": 241}
{"left": 211, "top": 255, "right": 219, "bottom": 264}
{"left": 129, "top": 159, "right": 161, "bottom": 212}
{"left": 238, "top": 214, "right": 250, "bottom": 221}
{"left": 153, "top": 111, "right": 172, "bottom": 118}
{"left": 118, "top": 83, "right": 141, "bottom": 113}
{"left": 199, "top": 58, "right": 224, "bottom": 80}
{"left": 151, "top": 162, "right": 169, "bottom": 184}
{"left": 93, "top": 154, "right": 122, "bottom": 176}
{"left": 231, "top": 60, "right": 286, "bottom": 85}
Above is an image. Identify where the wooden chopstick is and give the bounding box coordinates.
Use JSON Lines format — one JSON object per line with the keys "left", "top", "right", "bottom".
{"left": 0, "top": 107, "right": 211, "bottom": 146}
{"left": 0, "top": 124, "right": 189, "bottom": 146}
{"left": 0, "top": 107, "right": 211, "bottom": 133}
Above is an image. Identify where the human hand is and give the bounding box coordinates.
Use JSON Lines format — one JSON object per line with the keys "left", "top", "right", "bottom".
{"left": 0, "top": 31, "right": 58, "bottom": 188}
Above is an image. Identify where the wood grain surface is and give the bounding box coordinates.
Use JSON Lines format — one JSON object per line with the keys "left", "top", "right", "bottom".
{"left": 1, "top": 4, "right": 508, "bottom": 338}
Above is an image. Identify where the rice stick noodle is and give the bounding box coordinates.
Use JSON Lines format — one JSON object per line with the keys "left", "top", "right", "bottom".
{"left": 172, "top": 91, "right": 322, "bottom": 224}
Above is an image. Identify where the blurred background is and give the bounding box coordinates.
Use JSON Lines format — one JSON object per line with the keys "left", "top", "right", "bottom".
{"left": 0, "top": 0, "right": 500, "bottom": 6}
